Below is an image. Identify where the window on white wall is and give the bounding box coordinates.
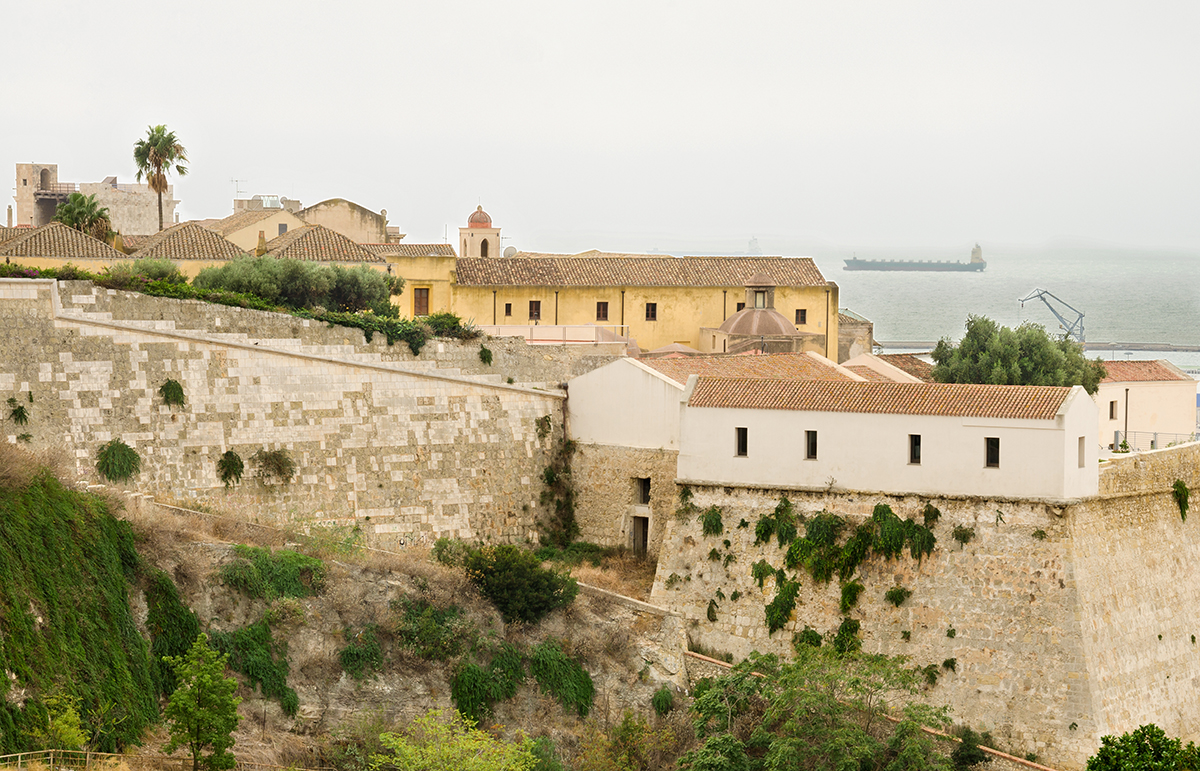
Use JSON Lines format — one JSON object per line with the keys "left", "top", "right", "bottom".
{"left": 909, "top": 434, "right": 921, "bottom": 464}
{"left": 805, "top": 430, "right": 818, "bottom": 460}
{"left": 1078, "top": 436, "right": 1086, "bottom": 468}
{"left": 1109, "top": 400, "right": 1117, "bottom": 420}
{"left": 985, "top": 437, "right": 1000, "bottom": 468}
{"left": 735, "top": 427, "right": 748, "bottom": 457}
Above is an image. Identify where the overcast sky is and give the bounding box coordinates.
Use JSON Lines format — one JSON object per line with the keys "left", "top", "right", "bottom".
{"left": 7, "top": 1, "right": 1200, "bottom": 255}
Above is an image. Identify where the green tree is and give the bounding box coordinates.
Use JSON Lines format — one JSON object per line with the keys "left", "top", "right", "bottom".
{"left": 31, "top": 691, "right": 88, "bottom": 750}
{"left": 1086, "top": 724, "right": 1200, "bottom": 771}
{"left": 162, "top": 634, "right": 241, "bottom": 771}
{"left": 53, "top": 193, "right": 112, "bottom": 242}
{"left": 932, "top": 315, "right": 1106, "bottom": 394}
{"left": 133, "top": 125, "right": 189, "bottom": 232}
{"left": 369, "top": 709, "right": 535, "bottom": 771}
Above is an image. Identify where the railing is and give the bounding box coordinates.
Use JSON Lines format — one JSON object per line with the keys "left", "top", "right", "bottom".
{"left": 34, "top": 183, "right": 77, "bottom": 195}
{"left": 478, "top": 323, "right": 631, "bottom": 345}
{"left": 1113, "top": 430, "right": 1198, "bottom": 452}
{"left": 0, "top": 750, "right": 330, "bottom": 771}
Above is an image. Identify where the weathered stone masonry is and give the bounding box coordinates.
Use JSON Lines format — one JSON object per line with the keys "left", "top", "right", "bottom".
{"left": 0, "top": 280, "right": 579, "bottom": 546}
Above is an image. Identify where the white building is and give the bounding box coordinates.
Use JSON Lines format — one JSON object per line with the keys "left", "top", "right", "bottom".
{"left": 675, "top": 378, "right": 1098, "bottom": 502}
{"left": 1094, "top": 360, "right": 1196, "bottom": 451}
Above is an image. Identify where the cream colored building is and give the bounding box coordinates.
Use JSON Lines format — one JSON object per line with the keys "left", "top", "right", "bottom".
{"left": 14, "top": 164, "right": 177, "bottom": 235}
{"left": 1094, "top": 360, "right": 1197, "bottom": 450}
{"left": 208, "top": 209, "right": 308, "bottom": 252}
{"left": 299, "top": 199, "right": 397, "bottom": 244}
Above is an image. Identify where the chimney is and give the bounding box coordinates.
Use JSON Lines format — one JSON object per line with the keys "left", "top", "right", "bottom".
{"left": 6, "top": 206, "right": 11, "bottom": 228}
{"left": 256, "top": 230, "right": 268, "bottom": 256}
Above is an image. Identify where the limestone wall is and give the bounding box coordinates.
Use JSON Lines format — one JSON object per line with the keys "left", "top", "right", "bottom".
{"left": 571, "top": 443, "right": 679, "bottom": 556}
{"left": 0, "top": 279, "right": 577, "bottom": 547}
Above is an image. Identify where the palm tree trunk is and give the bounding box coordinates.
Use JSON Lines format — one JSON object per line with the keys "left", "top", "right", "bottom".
{"left": 158, "top": 190, "right": 164, "bottom": 232}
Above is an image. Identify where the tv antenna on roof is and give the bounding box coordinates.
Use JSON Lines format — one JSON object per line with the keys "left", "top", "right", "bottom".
{"left": 230, "top": 178, "right": 248, "bottom": 200}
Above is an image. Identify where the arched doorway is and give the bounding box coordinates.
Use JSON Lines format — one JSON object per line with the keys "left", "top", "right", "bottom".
{"left": 480, "top": 238, "right": 489, "bottom": 257}
{"left": 39, "top": 169, "right": 51, "bottom": 189}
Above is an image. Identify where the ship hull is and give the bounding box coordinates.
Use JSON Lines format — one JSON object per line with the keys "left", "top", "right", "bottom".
{"left": 843, "top": 259, "right": 986, "bottom": 272}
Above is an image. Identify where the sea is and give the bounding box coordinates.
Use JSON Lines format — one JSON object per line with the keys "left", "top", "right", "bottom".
{"left": 806, "top": 247, "right": 1200, "bottom": 375}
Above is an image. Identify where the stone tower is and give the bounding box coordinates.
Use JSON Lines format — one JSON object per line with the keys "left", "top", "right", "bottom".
{"left": 458, "top": 205, "right": 500, "bottom": 258}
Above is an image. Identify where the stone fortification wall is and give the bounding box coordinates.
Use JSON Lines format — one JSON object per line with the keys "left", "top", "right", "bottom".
{"left": 571, "top": 443, "right": 679, "bottom": 557}
{"left": 0, "top": 280, "right": 574, "bottom": 547}
{"left": 54, "top": 281, "right": 619, "bottom": 388}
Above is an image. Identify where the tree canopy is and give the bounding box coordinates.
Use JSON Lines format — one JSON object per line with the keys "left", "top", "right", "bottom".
{"left": 931, "top": 315, "right": 1106, "bottom": 394}
{"left": 1087, "top": 724, "right": 1200, "bottom": 771}
{"left": 133, "top": 125, "right": 188, "bottom": 232}
{"left": 162, "top": 634, "right": 241, "bottom": 771}
{"left": 53, "top": 193, "right": 112, "bottom": 242}
{"left": 370, "top": 709, "right": 535, "bottom": 771}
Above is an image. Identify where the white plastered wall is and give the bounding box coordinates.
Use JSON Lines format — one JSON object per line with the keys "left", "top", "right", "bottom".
{"left": 566, "top": 358, "right": 684, "bottom": 450}
{"left": 1094, "top": 379, "right": 1197, "bottom": 448}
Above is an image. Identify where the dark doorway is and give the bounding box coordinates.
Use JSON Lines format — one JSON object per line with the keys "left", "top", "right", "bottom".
{"left": 636, "top": 477, "right": 651, "bottom": 505}
{"left": 632, "top": 516, "right": 649, "bottom": 555}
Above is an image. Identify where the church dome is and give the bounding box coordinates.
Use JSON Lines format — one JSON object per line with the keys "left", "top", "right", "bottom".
{"left": 467, "top": 206, "right": 492, "bottom": 228}
{"left": 718, "top": 308, "right": 800, "bottom": 337}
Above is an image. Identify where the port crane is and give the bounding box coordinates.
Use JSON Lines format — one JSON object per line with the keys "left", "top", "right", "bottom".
{"left": 1018, "top": 289, "right": 1085, "bottom": 343}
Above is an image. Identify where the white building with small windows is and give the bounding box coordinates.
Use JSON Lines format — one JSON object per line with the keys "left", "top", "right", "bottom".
{"left": 1093, "top": 360, "right": 1197, "bottom": 451}
{"left": 677, "top": 377, "right": 1099, "bottom": 501}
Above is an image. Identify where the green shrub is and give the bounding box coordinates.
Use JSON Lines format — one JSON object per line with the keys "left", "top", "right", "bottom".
{"left": 951, "top": 525, "right": 975, "bottom": 547}
{"left": 464, "top": 544, "right": 578, "bottom": 623}
{"left": 651, "top": 686, "right": 674, "bottom": 716}
{"left": 832, "top": 618, "right": 861, "bottom": 655}
{"left": 885, "top": 586, "right": 913, "bottom": 608}
{"left": 765, "top": 578, "right": 800, "bottom": 635}
{"left": 707, "top": 599, "right": 719, "bottom": 622}
{"left": 946, "top": 627, "right": 957, "bottom": 639}
{"left": 698, "top": 505, "right": 723, "bottom": 536}
{"left": 1086, "top": 724, "right": 1200, "bottom": 771}
{"left": 450, "top": 643, "right": 525, "bottom": 723}
{"left": 793, "top": 626, "right": 823, "bottom": 649}
{"left": 209, "top": 618, "right": 298, "bottom": 716}
{"left": 529, "top": 639, "right": 594, "bottom": 717}
{"left": 1174, "top": 480, "right": 1190, "bottom": 522}
{"left": 754, "top": 514, "right": 775, "bottom": 546}
{"left": 950, "top": 727, "right": 991, "bottom": 769}
{"left": 216, "top": 450, "right": 243, "bottom": 488}
{"left": 194, "top": 256, "right": 396, "bottom": 313}
{"left": 339, "top": 626, "right": 383, "bottom": 681}
{"left": 751, "top": 559, "right": 775, "bottom": 589}
{"left": 392, "top": 597, "right": 469, "bottom": 660}
{"left": 145, "top": 569, "right": 200, "bottom": 697}
{"left": 158, "top": 378, "right": 185, "bottom": 408}
{"left": 95, "top": 438, "right": 141, "bottom": 482}
{"left": 1032, "top": 528, "right": 1048, "bottom": 541}
{"left": 923, "top": 664, "right": 940, "bottom": 687}
{"left": 218, "top": 545, "right": 325, "bottom": 600}
{"left": 839, "top": 580, "right": 865, "bottom": 613}
{"left": 479, "top": 344, "right": 493, "bottom": 365}
{"left": 922, "top": 503, "right": 942, "bottom": 528}
{"left": 942, "top": 658, "right": 957, "bottom": 672}
{"left": 6, "top": 397, "right": 28, "bottom": 426}
{"left": 251, "top": 448, "right": 296, "bottom": 482}
{"left": 431, "top": 537, "right": 469, "bottom": 567}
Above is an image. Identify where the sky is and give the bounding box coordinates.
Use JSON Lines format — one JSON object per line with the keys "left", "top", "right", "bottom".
{"left": 6, "top": 1, "right": 1200, "bottom": 256}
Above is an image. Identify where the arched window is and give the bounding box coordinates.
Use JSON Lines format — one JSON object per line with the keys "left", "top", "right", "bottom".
{"left": 480, "top": 238, "right": 489, "bottom": 257}
{"left": 462, "top": 239, "right": 467, "bottom": 255}
{"left": 39, "top": 169, "right": 51, "bottom": 189}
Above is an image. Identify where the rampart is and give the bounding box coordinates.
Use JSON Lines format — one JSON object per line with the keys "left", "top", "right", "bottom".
{"left": 0, "top": 280, "right": 615, "bottom": 546}
{"left": 649, "top": 443, "right": 1200, "bottom": 769}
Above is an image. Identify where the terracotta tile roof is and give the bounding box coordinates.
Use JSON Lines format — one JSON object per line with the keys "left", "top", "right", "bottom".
{"left": 1099, "top": 359, "right": 1192, "bottom": 383}
{"left": 120, "top": 234, "right": 150, "bottom": 252}
{"left": 129, "top": 221, "right": 246, "bottom": 261}
{"left": 0, "top": 227, "right": 26, "bottom": 246}
{"left": 688, "top": 378, "right": 1073, "bottom": 420}
{"left": 512, "top": 249, "right": 666, "bottom": 259}
{"left": 210, "top": 208, "right": 303, "bottom": 237}
{"left": 641, "top": 352, "right": 855, "bottom": 385}
{"left": 456, "top": 256, "right": 828, "bottom": 288}
{"left": 264, "top": 224, "right": 383, "bottom": 263}
{"left": 844, "top": 365, "right": 895, "bottom": 382}
{"left": 364, "top": 243, "right": 457, "bottom": 258}
{"left": 0, "top": 222, "right": 124, "bottom": 260}
{"left": 877, "top": 353, "right": 935, "bottom": 382}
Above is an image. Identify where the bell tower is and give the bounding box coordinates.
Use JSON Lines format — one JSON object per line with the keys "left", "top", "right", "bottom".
{"left": 458, "top": 205, "right": 501, "bottom": 258}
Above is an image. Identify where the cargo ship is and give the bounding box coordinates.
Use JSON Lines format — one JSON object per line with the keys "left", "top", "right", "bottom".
{"left": 844, "top": 244, "right": 986, "bottom": 272}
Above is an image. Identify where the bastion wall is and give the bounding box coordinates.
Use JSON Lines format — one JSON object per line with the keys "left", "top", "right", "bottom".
{"left": 0, "top": 279, "right": 608, "bottom": 547}
{"left": 648, "top": 443, "right": 1200, "bottom": 770}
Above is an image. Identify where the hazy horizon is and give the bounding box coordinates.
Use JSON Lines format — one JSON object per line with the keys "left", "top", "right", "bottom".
{"left": 7, "top": 2, "right": 1200, "bottom": 256}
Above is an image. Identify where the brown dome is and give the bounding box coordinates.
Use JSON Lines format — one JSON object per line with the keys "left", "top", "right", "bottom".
{"left": 468, "top": 205, "right": 492, "bottom": 228}
{"left": 718, "top": 308, "right": 800, "bottom": 337}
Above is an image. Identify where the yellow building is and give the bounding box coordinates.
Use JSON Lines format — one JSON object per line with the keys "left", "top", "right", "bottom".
{"left": 366, "top": 243, "right": 458, "bottom": 318}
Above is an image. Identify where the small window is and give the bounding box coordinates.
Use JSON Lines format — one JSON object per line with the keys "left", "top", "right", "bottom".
{"left": 1078, "top": 436, "right": 1086, "bottom": 468}
{"left": 1108, "top": 400, "right": 1117, "bottom": 420}
{"left": 529, "top": 300, "right": 541, "bottom": 320}
{"left": 805, "top": 430, "right": 818, "bottom": 460}
{"left": 985, "top": 437, "right": 1000, "bottom": 468}
{"left": 22, "top": 179, "right": 27, "bottom": 186}
{"left": 736, "top": 302, "right": 746, "bottom": 312}
{"left": 796, "top": 309, "right": 807, "bottom": 325}
{"left": 754, "top": 290, "right": 766, "bottom": 308}
{"left": 909, "top": 434, "right": 921, "bottom": 464}
{"left": 504, "top": 302, "right": 512, "bottom": 317}
{"left": 413, "top": 287, "right": 429, "bottom": 317}
{"left": 636, "top": 477, "right": 651, "bottom": 504}
{"left": 278, "top": 223, "right": 287, "bottom": 236}
{"left": 480, "top": 238, "right": 489, "bottom": 257}
{"left": 645, "top": 302, "right": 657, "bottom": 321}
{"left": 596, "top": 301, "right": 609, "bottom": 321}
{"left": 735, "top": 427, "right": 748, "bottom": 457}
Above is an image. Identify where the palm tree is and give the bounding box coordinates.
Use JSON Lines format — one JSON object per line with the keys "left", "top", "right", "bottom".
{"left": 133, "top": 125, "right": 188, "bottom": 232}
{"left": 53, "top": 193, "right": 112, "bottom": 241}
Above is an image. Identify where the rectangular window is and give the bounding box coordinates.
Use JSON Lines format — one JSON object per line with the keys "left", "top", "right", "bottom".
{"left": 1078, "top": 436, "right": 1086, "bottom": 468}
{"left": 805, "top": 430, "right": 818, "bottom": 460}
{"left": 736, "top": 302, "right": 746, "bottom": 312}
{"left": 985, "top": 437, "right": 1000, "bottom": 468}
{"left": 735, "top": 427, "right": 748, "bottom": 457}
{"left": 596, "top": 301, "right": 609, "bottom": 321}
{"left": 413, "top": 287, "right": 429, "bottom": 317}
{"left": 645, "top": 302, "right": 657, "bottom": 321}
{"left": 796, "top": 309, "right": 807, "bottom": 325}
{"left": 504, "top": 302, "right": 512, "bottom": 317}
{"left": 754, "top": 290, "right": 766, "bottom": 308}
{"left": 909, "top": 434, "right": 921, "bottom": 464}
{"left": 1109, "top": 400, "right": 1117, "bottom": 420}
{"left": 278, "top": 223, "right": 288, "bottom": 236}
{"left": 529, "top": 300, "right": 541, "bottom": 320}
{"left": 636, "top": 477, "right": 651, "bottom": 504}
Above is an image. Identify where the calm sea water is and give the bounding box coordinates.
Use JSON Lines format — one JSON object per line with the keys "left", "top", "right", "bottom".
{"left": 808, "top": 247, "right": 1200, "bottom": 371}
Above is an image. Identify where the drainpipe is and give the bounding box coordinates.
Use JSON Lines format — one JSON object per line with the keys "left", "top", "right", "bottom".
{"left": 824, "top": 287, "right": 831, "bottom": 360}
{"left": 722, "top": 289, "right": 727, "bottom": 319}
{"left": 620, "top": 290, "right": 625, "bottom": 330}
{"left": 492, "top": 291, "right": 496, "bottom": 325}
{"left": 554, "top": 291, "right": 559, "bottom": 325}
{"left": 1124, "top": 387, "right": 1130, "bottom": 447}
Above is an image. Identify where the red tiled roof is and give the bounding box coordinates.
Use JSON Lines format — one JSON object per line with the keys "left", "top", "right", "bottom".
{"left": 364, "top": 243, "right": 457, "bottom": 258}
{"left": 209, "top": 208, "right": 303, "bottom": 237}
{"left": 844, "top": 365, "right": 894, "bottom": 382}
{"left": 129, "top": 221, "right": 246, "bottom": 261}
{"left": 456, "top": 256, "right": 828, "bottom": 288}
{"left": 877, "top": 353, "right": 935, "bottom": 382}
{"left": 1099, "top": 359, "right": 1191, "bottom": 383}
{"left": 641, "top": 352, "right": 854, "bottom": 385}
{"left": 0, "top": 222, "right": 124, "bottom": 260}
{"left": 264, "top": 225, "right": 383, "bottom": 263}
{"left": 688, "top": 378, "right": 1073, "bottom": 420}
